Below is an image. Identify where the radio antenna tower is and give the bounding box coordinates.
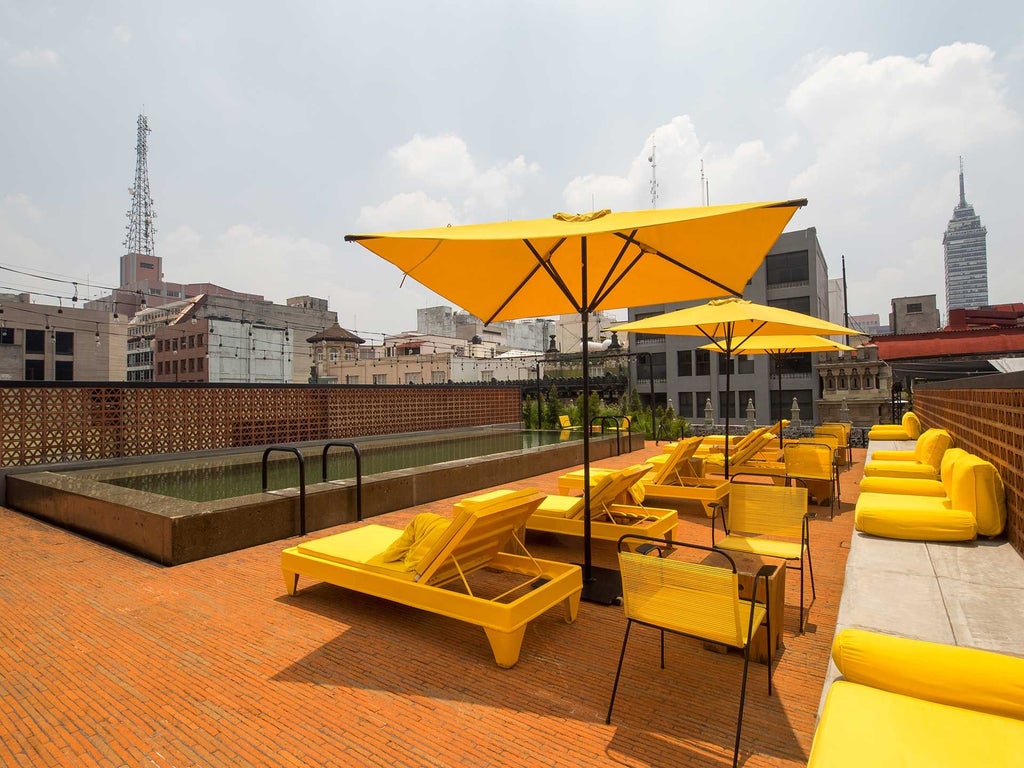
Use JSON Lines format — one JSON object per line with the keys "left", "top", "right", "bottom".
{"left": 648, "top": 143, "right": 658, "bottom": 208}
{"left": 124, "top": 113, "right": 156, "bottom": 256}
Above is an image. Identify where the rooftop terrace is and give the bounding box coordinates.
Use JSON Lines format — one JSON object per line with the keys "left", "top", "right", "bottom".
{"left": 1, "top": 442, "right": 863, "bottom": 768}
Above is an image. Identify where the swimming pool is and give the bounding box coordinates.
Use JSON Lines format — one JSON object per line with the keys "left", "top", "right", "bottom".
{"left": 6, "top": 426, "right": 639, "bottom": 565}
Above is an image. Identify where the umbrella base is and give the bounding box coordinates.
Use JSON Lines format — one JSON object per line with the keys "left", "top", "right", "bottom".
{"left": 577, "top": 564, "right": 623, "bottom": 605}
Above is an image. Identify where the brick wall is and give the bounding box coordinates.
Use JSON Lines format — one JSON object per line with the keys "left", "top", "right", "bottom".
{"left": 0, "top": 384, "right": 521, "bottom": 467}
{"left": 914, "top": 382, "right": 1023, "bottom": 557}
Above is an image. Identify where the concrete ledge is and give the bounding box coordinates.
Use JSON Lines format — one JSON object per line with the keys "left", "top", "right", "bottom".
{"left": 818, "top": 438, "right": 1024, "bottom": 715}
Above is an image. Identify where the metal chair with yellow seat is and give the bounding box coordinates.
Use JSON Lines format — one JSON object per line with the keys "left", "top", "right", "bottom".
{"left": 711, "top": 481, "right": 815, "bottom": 631}
{"left": 606, "top": 536, "right": 774, "bottom": 768}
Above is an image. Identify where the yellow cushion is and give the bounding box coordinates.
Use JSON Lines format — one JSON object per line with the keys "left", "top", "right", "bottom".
{"left": 902, "top": 411, "right": 922, "bottom": 438}
{"left": 832, "top": 629, "right": 1024, "bottom": 720}
{"left": 535, "top": 494, "right": 584, "bottom": 519}
{"left": 854, "top": 492, "right": 976, "bottom": 541}
{"left": 949, "top": 454, "right": 1006, "bottom": 537}
{"left": 864, "top": 459, "right": 940, "bottom": 480}
{"left": 916, "top": 429, "right": 952, "bottom": 469}
{"left": 809, "top": 680, "right": 1024, "bottom": 768}
{"left": 374, "top": 513, "right": 452, "bottom": 572}
{"left": 858, "top": 476, "right": 947, "bottom": 497}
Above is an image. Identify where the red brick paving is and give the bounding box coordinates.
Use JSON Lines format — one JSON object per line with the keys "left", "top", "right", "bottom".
{"left": 0, "top": 443, "right": 864, "bottom": 767}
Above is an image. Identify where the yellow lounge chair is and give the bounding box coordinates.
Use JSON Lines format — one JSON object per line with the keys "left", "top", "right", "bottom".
{"left": 281, "top": 487, "right": 583, "bottom": 668}
{"left": 556, "top": 436, "right": 703, "bottom": 496}
{"left": 528, "top": 464, "right": 679, "bottom": 544}
{"left": 701, "top": 429, "right": 781, "bottom": 477}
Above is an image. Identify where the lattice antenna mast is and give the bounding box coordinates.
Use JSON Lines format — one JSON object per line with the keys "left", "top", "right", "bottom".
{"left": 124, "top": 113, "right": 157, "bottom": 256}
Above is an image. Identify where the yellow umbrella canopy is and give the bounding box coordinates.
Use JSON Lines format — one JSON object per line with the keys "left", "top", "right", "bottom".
{"left": 699, "top": 334, "right": 857, "bottom": 448}
{"left": 346, "top": 201, "right": 807, "bottom": 603}
{"left": 612, "top": 299, "right": 859, "bottom": 476}
{"left": 345, "top": 201, "right": 806, "bottom": 323}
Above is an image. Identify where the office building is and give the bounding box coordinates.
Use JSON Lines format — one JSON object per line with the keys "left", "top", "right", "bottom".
{"left": 943, "top": 159, "right": 988, "bottom": 312}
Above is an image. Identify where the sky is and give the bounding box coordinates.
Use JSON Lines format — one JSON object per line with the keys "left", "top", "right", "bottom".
{"left": 2, "top": 1, "right": 1022, "bottom": 341}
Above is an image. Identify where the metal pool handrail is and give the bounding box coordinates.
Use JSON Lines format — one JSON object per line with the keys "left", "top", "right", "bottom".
{"left": 262, "top": 446, "right": 307, "bottom": 536}
{"left": 590, "top": 416, "right": 625, "bottom": 455}
{"left": 321, "top": 441, "right": 363, "bottom": 522}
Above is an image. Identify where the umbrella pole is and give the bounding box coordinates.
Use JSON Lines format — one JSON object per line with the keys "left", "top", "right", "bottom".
{"left": 578, "top": 238, "right": 621, "bottom": 605}
{"left": 777, "top": 354, "right": 784, "bottom": 451}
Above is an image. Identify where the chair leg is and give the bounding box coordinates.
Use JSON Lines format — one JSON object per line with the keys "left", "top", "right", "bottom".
{"left": 660, "top": 629, "right": 666, "bottom": 669}
{"left": 733, "top": 644, "right": 754, "bottom": 768}
{"left": 606, "top": 620, "right": 633, "bottom": 724}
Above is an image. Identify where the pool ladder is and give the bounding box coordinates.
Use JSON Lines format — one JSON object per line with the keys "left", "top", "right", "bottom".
{"left": 261, "top": 442, "right": 363, "bottom": 537}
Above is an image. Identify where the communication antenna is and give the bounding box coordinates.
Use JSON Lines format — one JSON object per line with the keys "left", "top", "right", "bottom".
{"left": 700, "top": 159, "right": 710, "bottom": 206}
{"left": 124, "top": 113, "right": 157, "bottom": 256}
{"left": 648, "top": 144, "right": 658, "bottom": 208}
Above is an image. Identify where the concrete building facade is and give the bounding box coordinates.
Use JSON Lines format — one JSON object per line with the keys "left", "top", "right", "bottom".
{"left": 889, "top": 295, "right": 941, "bottom": 335}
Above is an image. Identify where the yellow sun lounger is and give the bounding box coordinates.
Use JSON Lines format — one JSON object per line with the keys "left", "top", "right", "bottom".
{"left": 528, "top": 464, "right": 679, "bottom": 544}
{"left": 557, "top": 436, "right": 704, "bottom": 497}
{"left": 281, "top": 487, "right": 583, "bottom": 668}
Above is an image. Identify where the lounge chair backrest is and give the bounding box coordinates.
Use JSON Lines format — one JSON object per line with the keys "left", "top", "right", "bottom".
{"left": 902, "top": 411, "right": 922, "bottom": 439}
{"left": 559, "top": 415, "right": 572, "bottom": 429}
{"left": 727, "top": 483, "right": 809, "bottom": 539}
{"left": 731, "top": 425, "right": 771, "bottom": 454}
{"left": 416, "top": 488, "right": 545, "bottom": 585}
{"left": 939, "top": 448, "right": 970, "bottom": 496}
{"left": 727, "top": 432, "right": 776, "bottom": 467}
{"left": 948, "top": 455, "right": 1006, "bottom": 537}
{"left": 650, "top": 436, "right": 702, "bottom": 484}
{"left": 590, "top": 464, "right": 653, "bottom": 513}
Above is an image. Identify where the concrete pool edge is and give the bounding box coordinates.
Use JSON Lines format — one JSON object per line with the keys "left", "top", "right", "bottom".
{"left": 5, "top": 431, "right": 644, "bottom": 565}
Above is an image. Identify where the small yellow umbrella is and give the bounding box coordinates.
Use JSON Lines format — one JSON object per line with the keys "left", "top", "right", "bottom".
{"left": 347, "top": 201, "right": 807, "bottom": 603}
{"left": 611, "top": 298, "right": 858, "bottom": 476}
{"left": 700, "top": 334, "right": 857, "bottom": 449}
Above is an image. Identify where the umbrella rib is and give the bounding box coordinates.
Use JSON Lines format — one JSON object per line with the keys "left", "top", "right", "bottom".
{"left": 588, "top": 230, "right": 640, "bottom": 310}
{"left": 618, "top": 234, "right": 743, "bottom": 298}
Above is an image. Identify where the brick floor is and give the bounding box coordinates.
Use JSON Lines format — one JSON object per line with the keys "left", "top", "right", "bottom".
{"left": 0, "top": 443, "right": 864, "bottom": 767}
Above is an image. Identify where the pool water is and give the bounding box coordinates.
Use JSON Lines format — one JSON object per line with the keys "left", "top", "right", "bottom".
{"left": 103, "top": 429, "right": 577, "bottom": 502}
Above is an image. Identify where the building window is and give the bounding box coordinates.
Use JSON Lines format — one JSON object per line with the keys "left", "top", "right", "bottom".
{"left": 838, "top": 376, "right": 847, "bottom": 389}
{"left": 25, "top": 329, "right": 44, "bottom": 354}
{"left": 768, "top": 296, "right": 811, "bottom": 314}
{"left": 373, "top": 374, "right": 387, "bottom": 385}
{"left": 677, "top": 391, "right": 694, "bottom": 418}
{"left": 197, "top": 334, "right": 204, "bottom": 347}
{"left": 316, "top": 349, "right": 324, "bottom": 362}
{"left": 826, "top": 376, "right": 835, "bottom": 390}
{"left": 405, "top": 372, "right": 422, "bottom": 384}
{"left": 0, "top": 328, "right": 13, "bottom": 345}
{"left": 737, "top": 354, "right": 755, "bottom": 375}
{"left": 345, "top": 375, "right": 360, "bottom": 385}
{"left": 851, "top": 375, "right": 860, "bottom": 390}
{"left": 329, "top": 350, "right": 339, "bottom": 362}
{"left": 717, "top": 355, "right": 734, "bottom": 375}
{"left": 780, "top": 353, "right": 812, "bottom": 375}
{"left": 718, "top": 390, "right": 736, "bottom": 419}
{"left": 907, "top": 302, "right": 923, "bottom": 313}
{"left": 55, "top": 360, "right": 74, "bottom": 381}
{"left": 188, "top": 335, "right": 195, "bottom": 348}
{"left": 676, "top": 350, "right": 692, "bottom": 377}
{"left": 862, "top": 374, "right": 872, "bottom": 389}
{"left": 197, "top": 357, "right": 204, "bottom": 372}
{"left": 25, "top": 359, "right": 44, "bottom": 379}
{"left": 766, "top": 250, "right": 809, "bottom": 285}
{"left": 188, "top": 358, "right": 195, "bottom": 372}
{"left": 694, "top": 349, "right": 710, "bottom": 376}
{"left": 431, "top": 370, "right": 446, "bottom": 383}
{"left": 53, "top": 331, "right": 73, "bottom": 356}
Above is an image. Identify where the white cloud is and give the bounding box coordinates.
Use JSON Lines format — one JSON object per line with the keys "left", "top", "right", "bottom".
{"left": 113, "top": 25, "right": 132, "bottom": 44}
{"left": 9, "top": 48, "right": 61, "bottom": 69}
{"left": 358, "top": 135, "right": 539, "bottom": 230}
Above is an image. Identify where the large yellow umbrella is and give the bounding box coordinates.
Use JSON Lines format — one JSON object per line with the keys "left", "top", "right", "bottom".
{"left": 612, "top": 298, "right": 858, "bottom": 477}
{"left": 700, "top": 334, "right": 857, "bottom": 449}
{"left": 346, "top": 200, "right": 806, "bottom": 603}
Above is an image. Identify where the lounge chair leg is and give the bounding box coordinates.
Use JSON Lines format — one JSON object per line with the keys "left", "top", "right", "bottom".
{"left": 484, "top": 626, "right": 527, "bottom": 669}
{"left": 283, "top": 571, "right": 299, "bottom": 596}
{"left": 563, "top": 592, "right": 581, "bottom": 624}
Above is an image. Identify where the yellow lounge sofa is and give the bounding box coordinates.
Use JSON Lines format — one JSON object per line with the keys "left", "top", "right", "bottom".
{"left": 867, "top": 410, "right": 922, "bottom": 441}
{"left": 855, "top": 452, "right": 1006, "bottom": 541}
{"left": 808, "top": 629, "right": 1024, "bottom": 767}
{"left": 281, "top": 487, "right": 583, "bottom": 668}
{"left": 863, "top": 428, "right": 952, "bottom": 481}
{"left": 859, "top": 447, "right": 969, "bottom": 498}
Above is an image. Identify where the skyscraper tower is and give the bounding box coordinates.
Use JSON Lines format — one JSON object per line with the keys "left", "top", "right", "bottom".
{"left": 124, "top": 113, "right": 156, "bottom": 257}
{"left": 942, "top": 158, "right": 988, "bottom": 313}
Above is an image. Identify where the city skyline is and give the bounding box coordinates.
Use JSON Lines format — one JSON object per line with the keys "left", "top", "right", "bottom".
{"left": 2, "top": 2, "right": 1022, "bottom": 336}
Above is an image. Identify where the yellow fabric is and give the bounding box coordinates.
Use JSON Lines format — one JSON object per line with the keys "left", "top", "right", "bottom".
{"left": 375, "top": 513, "right": 452, "bottom": 572}
{"left": 699, "top": 334, "right": 855, "bottom": 355}
{"left": 916, "top": 429, "right": 952, "bottom": 468}
{"left": 295, "top": 525, "right": 417, "bottom": 579}
{"left": 864, "top": 459, "right": 940, "bottom": 481}
{"left": 903, "top": 410, "right": 922, "bottom": 438}
{"left": 346, "top": 201, "right": 805, "bottom": 322}
{"left": 809, "top": 680, "right": 1024, "bottom": 768}
{"left": 858, "top": 475, "right": 947, "bottom": 497}
{"left": 854, "top": 492, "right": 976, "bottom": 541}
{"left": 611, "top": 296, "right": 857, "bottom": 340}
{"left": 832, "top": 629, "right": 1024, "bottom": 720}
{"left": 949, "top": 454, "right": 1006, "bottom": 536}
